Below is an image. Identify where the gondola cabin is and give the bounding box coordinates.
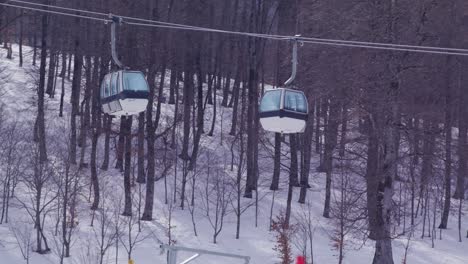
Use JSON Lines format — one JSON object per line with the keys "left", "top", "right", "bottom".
{"left": 100, "top": 70, "right": 149, "bottom": 116}
{"left": 259, "top": 88, "right": 308, "bottom": 134}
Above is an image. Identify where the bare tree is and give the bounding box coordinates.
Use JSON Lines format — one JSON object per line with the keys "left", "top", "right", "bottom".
{"left": 9, "top": 217, "right": 33, "bottom": 264}
{"left": 200, "top": 157, "right": 233, "bottom": 244}
{"left": 18, "top": 143, "right": 56, "bottom": 254}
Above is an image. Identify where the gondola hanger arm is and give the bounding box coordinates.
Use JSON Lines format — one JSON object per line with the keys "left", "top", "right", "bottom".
{"left": 284, "top": 34, "right": 301, "bottom": 87}
{"left": 109, "top": 14, "right": 125, "bottom": 69}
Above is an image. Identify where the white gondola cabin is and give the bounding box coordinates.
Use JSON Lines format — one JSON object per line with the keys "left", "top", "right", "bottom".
{"left": 100, "top": 70, "right": 149, "bottom": 116}
{"left": 259, "top": 88, "right": 308, "bottom": 134}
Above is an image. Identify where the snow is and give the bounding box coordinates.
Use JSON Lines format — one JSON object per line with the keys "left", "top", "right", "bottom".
{"left": 0, "top": 45, "right": 467, "bottom": 264}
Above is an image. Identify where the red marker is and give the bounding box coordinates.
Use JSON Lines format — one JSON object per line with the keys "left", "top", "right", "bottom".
{"left": 296, "top": 256, "right": 306, "bottom": 264}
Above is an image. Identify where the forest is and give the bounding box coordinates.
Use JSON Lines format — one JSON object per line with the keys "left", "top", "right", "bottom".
{"left": 0, "top": 0, "right": 467, "bottom": 264}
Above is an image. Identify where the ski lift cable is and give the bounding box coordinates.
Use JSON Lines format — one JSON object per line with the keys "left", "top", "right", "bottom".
{"left": 9, "top": 0, "right": 468, "bottom": 54}
{"left": 10, "top": 0, "right": 468, "bottom": 53}
{"left": 3, "top": 1, "right": 289, "bottom": 41}
{"left": 124, "top": 20, "right": 290, "bottom": 41}
{"left": 2, "top": 1, "right": 468, "bottom": 56}
{"left": 9, "top": 0, "right": 238, "bottom": 33}
{"left": 300, "top": 39, "right": 468, "bottom": 56}
{"left": 0, "top": 2, "right": 109, "bottom": 22}
{"left": 8, "top": 0, "right": 290, "bottom": 41}
{"left": 9, "top": 0, "right": 108, "bottom": 19}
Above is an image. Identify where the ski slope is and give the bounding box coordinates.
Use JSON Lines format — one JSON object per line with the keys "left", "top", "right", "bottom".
{"left": 0, "top": 45, "right": 467, "bottom": 264}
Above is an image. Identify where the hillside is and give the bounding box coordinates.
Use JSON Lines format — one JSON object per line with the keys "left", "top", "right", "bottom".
{"left": 0, "top": 44, "right": 467, "bottom": 264}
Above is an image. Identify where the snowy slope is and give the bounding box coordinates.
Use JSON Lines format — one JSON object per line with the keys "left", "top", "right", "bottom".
{"left": 0, "top": 45, "right": 467, "bottom": 264}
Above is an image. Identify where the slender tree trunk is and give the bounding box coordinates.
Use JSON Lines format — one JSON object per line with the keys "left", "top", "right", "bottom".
{"left": 142, "top": 1, "right": 159, "bottom": 216}
{"left": 88, "top": 117, "right": 100, "bottom": 209}
{"left": 289, "top": 134, "right": 299, "bottom": 187}
{"left": 136, "top": 112, "right": 146, "bottom": 183}
{"left": 179, "top": 50, "right": 193, "bottom": 160}
{"left": 270, "top": 133, "right": 282, "bottom": 191}
{"left": 19, "top": 10, "right": 23, "bottom": 67}
{"left": 46, "top": 50, "right": 57, "bottom": 97}
{"left": 116, "top": 117, "right": 126, "bottom": 171}
{"left": 168, "top": 70, "right": 176, "bottom": 104}
{"left": 142, "top": 71, "right": 156, "bottom": 220}
{"left": 59, "top": 52, "right": 67, "bottom": 117}
{"left": 32, "top": 30, "right": 37, "bottom": 66}
{"left": 440, "top": 84, "right": 452, "bottom": 229}
{"left": 454, "top": 80, "right": 467, "bottom": 199}
{"left": 36, "top": 4, "right": 49, "bottom": 162}
{"left": 323, "top": 100, "right": 339, "bottom": 218}
{"left": 299, "top": 99, "right": 314, "bottom": 203}
{"left": 245, "top": 35, "right": 259, "bottom": 198}
{"left": 70, "top": 53, "right": 83, "bottom": 165}
{"left": 188, "top": 52, "right": 205, "bottom": 171}
{"left": 101, "top": 115, "right": 112, "bottom": 170}
{"left": 122, "top": 117, "right": 133, "bottom": 216}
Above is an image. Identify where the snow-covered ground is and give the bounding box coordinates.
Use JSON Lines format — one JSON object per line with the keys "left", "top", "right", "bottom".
{"left": 0, "top": 45, "right": 467, "bottom": 264}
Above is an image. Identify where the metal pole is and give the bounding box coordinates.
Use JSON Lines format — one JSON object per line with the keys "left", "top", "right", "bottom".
{"left": 110, "top": 14, "right": 124, "bottom": 69}
{"left": 161, "top": 245, "right": 250, "bottom": 264}
{"left": 179, "top": 254, "right": 200, "bottom": 264}
{"left": 284, "top": 35, "right": 301, "bottom": 87}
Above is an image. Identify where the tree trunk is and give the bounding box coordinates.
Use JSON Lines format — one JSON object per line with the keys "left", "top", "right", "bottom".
{"left": 101, "top": 115, "right": 112, "bottom": 170}
{"left": 142, "top": 70, "right": 157, "bottom": 221}
{"left": 116, "top": 117, "right": 126, "bottom": 171}
{"left": 188, "top": 53, "right": 205, "bottom": 171}
{"left": 59, "top": 52, "right": 66, "bottom": 117}
{"left": 36, "top": 5, "right": 49, "bottom": 162}
{"left": 90, "top": 128, "right": 100, "bottom": 210}
{"left": 122, "top": 117, "right": 133, "bottom": 216}
{"left": 299, "top": 99, "right": 314, "bottom": 203}
{"left": 19, "top": 10, "right": 23, "bottom": 67}
{"left": 46, "top": 51, "right": 56, "bottom": 97}
{"left": 440, "top": 83, "right": 452, "bottom": 229}
{"left": 270, "top": 133, "right": 282, "bottom": 191}
{"left": 168, "top": 70, "right": 176, "bottom": 104}
{"left": 454, "top": 82, "right": 467, "bottom": 199}
{"left": 323, "top": 99, "right": 340, "bottom": 218}
{"left": 70, "top": 53, "right": 83, "bottom": 165}
{"left": 245, "top": 33, "right": 259, "bottom": 198}
{"left": 136, "top": 112, "right": 146, "bottom": 183}
{"left": 179, "top": 50, "right": 193, "bottom": 160}
{"left": 289, "top": 134, "right": 299, "bottom": 187}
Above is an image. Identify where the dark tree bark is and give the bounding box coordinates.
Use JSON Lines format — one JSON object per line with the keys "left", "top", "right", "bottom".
{"left": 289, "top": 134, "right": 299, "bottom": 187}
{"left": 168, "top": 70, "right": 176, "bottom": 104}
{"left": 418, "top": 119, "right": 435, "bottom": 204}
{"left": 32, "top": 30, "right": 37, "bottom": 66}
{"left": 36, "top": 2, "right": 49, "bottom": 163}
{"left": 179, "top": 46, "right": 194, "bottom": 160}
{"left": 136, "top": 112, "right": 146, "bottom": 184}
{"left": 46, "top": 42, "right": 57, "bottom": 97}
{"left": 142, "top": 70, "right": 156, "bottom": 220}
{"left": 115, "top": 116, "right": 126, "bottom": 171}
{"left": 101, "top": 115, "right": 112, "bottom": 170}
{"left": 440, "top": 67, "right": 453, "bottom": 229}
{"left": 454, "top": 79, "right": 467, "bottom": 199}
{"left": 244, "top": 23, "right": 260, "bottom": 198}
{"left": 18, "top": 10, "right": 23, "bottom": 67}
{"left": 322, "top": 99, "right": 340, "bottom": 218}
{"left": 70, "top": 49, "right": 83, "bottom": 165}
{"left": 339, "top": 103, "right": 348, "bottom": 158}
{"left": 79, "top": 56, "right": 92, "bottom": 168}
{"left": 299, "top": 99, "right": 314, "bottom": 203}
{"left": 89, "top": 56, "right": 101, "bottom": 211}
{"left": 59, "top": 51, "right": 67, "bottom": 117}
{"left": 188, "top": 52, "right": 205, "bottom": 171}
{"left": 122, "top": 116, "right": 133, "bottom": 216}
{"left": 270, "top": 133, "right": 282, "bottom": 191}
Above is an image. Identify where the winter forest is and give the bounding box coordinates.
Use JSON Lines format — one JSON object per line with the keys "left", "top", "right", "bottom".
{"left": 0, "top": 0, "right": 467, "bottom": 263}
